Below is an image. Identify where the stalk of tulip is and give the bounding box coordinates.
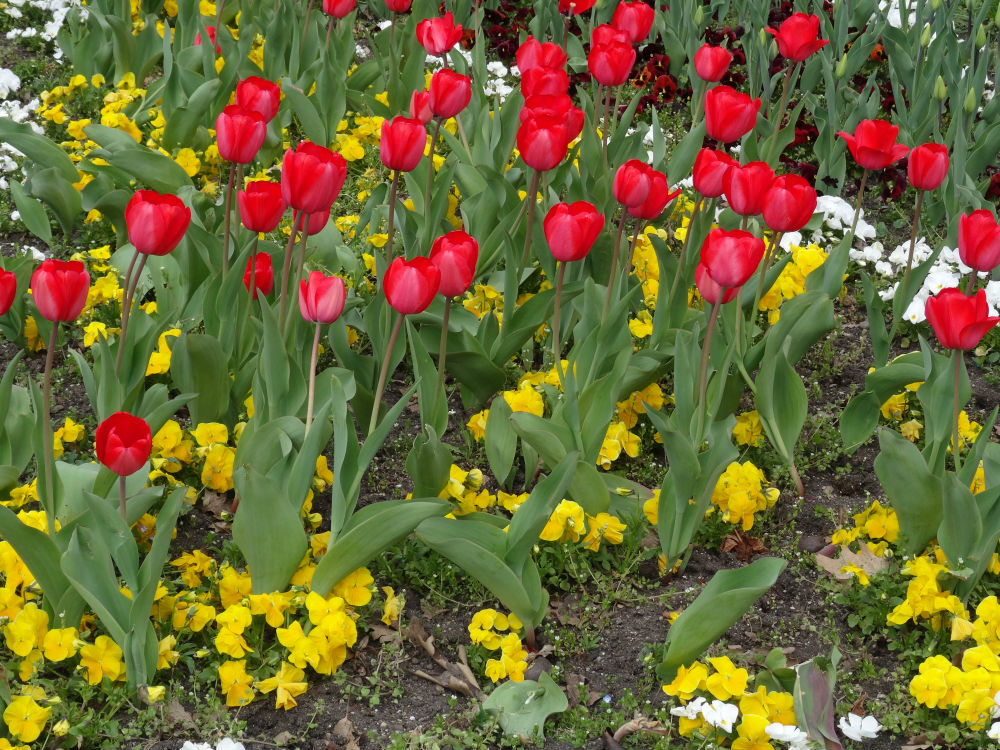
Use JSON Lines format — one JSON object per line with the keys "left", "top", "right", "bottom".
{"left": 952, "top": 350, "right": 962, "bottom": 472}
{"left": 307, "top": 322, "right": 322, "bottom": 432}
{"left": 370, "top": 315, "right": 404, "bottom": 437}
{"left": 763, "top": 61, "right": 801, "bottom": 164}
{"left": 116, "top": 250, "right": 147, "bottom": 376}
{"left": 518, "top": 170, "right": 542, "bottom": 270}
{"left": 40, "top": 321, "right": 59, "bottom": 535}
{"left": 694, "top": 292, "right": 724, "bottom": 442}
{"left": 667, "top": 196, "right": 703, "bottom": 305}
{"left": 602, "top": 212, "right": 630, "bottom": 321}
{"left": 277, "top": 211, "right": 307, "bottom": 331}
{"left": 423, "top": 120, "right": 442, "bottom": 225}
{"left": 385, "top": 169, "right": 400, "bottom": 269}
{"left": 220, "top": 163, "right": 244, "bottom": 277}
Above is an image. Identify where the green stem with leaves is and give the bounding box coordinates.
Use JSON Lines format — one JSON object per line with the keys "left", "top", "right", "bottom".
{"left": 306, "top": 322, "right": 322, "bottom": 432}
{"left": 433, "top": 298, "right": 451, "bottom": 418}
{"left": 369, "top": 313, "right": 405, "bottom": 436}
{"left": 221, "top": 161, "right": 237, "bottom": 277}
{"left": 897, "top": 190, "right": 925, "bottom": 314}
{"left": 953, "top": 350, "right": 963, "bottom": 473}
{"left": 668, "top": 196, "right": 702, "bottom": 304}
{"left": 519, "top": 170, "right": 542, "bottom": 269}
{"left": 694, "top": 294, "right": 724, "bottom": 442}
{"left": 116, "top": 252, "right": 148, "bottom": 377}
{"left": 602, "top": 212, "right": 629, "bottom": 322}
{"left": 278, "top": 210, "right": 306, "bottom": 331}
{"left": 41, "top": 322, "right": 59, "bottom": 536}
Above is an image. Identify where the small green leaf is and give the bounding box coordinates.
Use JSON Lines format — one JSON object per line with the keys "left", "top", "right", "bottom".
{"left": 483, "top": 672, "right": 568, "bottom": 741}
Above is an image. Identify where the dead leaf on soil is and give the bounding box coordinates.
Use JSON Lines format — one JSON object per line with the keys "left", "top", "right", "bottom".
{"left": 369, "top": 623, "right": 402, "bottom": 644}
{"left": 564, "top": 673, "right": 587, "bottom": 708}
{"left": 720, "top": 529, "right": 768, "bottom": 561}
{"left": 611, "top": 715, "right": 671, "bottom": 743}
{"left": 164, "top": 699, "right": 196, "bottom": 730}
{"left": 201, "top": 491, "right": 230, "bottom": 519}
{"left": 333, "top": 716, "right": 361, "bottom": 750}
{"left": 849, "top": 693, "right": 868, "bottom": 715}
{"left": 273, "top": 730, "right": 293, "bottom": 746}
{"left": 405, "top": 619, "right": 483, "bottom": 700}
{"left": 814, "top": 544, "right": 889, "bottom": 582}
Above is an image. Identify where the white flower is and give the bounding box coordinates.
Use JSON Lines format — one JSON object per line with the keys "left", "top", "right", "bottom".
{"left": 765, "top": 723, "right": 809, "bottom": 744}
{"left": 670, "top": 696, "right": 707, "bottom": 719}
{"left": 179, "top": 743, "right": 212, "bottom": 750}
{"left": 988, "top": 720, "right": 1000, "bottom": 740}
{"left": 700, "top": 699, "right": 738, "bottom": 733}
{"left": 216, "top": 739, "right": 246, "bottom": 750}
{"left": 838, "top": 713, "right": 882, "bottom": 741}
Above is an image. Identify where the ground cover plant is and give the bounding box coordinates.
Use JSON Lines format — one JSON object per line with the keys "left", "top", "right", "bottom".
{"left": 0, "top": 0, "right": 999, "bottom": 747}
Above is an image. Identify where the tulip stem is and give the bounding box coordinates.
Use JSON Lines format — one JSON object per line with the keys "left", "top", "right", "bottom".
{"left": 385, "top": 170, "right": 400, "bottom": 268}
{"left": 306, "top": 322, "right": 322, "bottom": 433}
{"left": 519, "top": 170, "right": 541, "bottom": 269}
{"left": 369, "top": 313, "right": 404, "bottom": 437}
{"left": 897, "top": 190, "right": 925, "bottom": 321}
{"left": 455, "top": 117, "right": 473, "bottom": 162}
{"left": 789, "top": 463, "right": 805, "bottom": 500}
{"left": 41, "top": 322, "right": 59, "bottom": 536}
{"left": 601, "top": 87, "right": 611, "bottom": 170}
{"left": 848, "top": 169, "right": 868, "bottom": 242}
{"left": 325, "top": 17, "right": 335, "bottom": 53}
{"left": 221, "top": 161, "right": 237, "bottom": 278}
{"left": 116, "top": 252, "right": 148, "bottom": 377}
{"left": 764, "top": 62, "right": 799, "bottom": 165}
{"left": 623, "top": 221, "right": 643, "bottom": 282}
{"left": 248, "top": 236, "right": 259, "bottom": 302}
{"left": 695, "top": 294, "right": 724, "bottom": 443}
{"left": 434, "top": 299, "right": 451, "bottom": 419}
{"left": 119, "top": 476, "right": 128, "bottom": 523}
{"left": 278, "top": 210, "right": 306, "bottom": 332}
{"left": 294, "top": 215, "right": 310, "bottom": 296}
{"left": 668, "top": 196, "right": 702, "bottom": 306}
{"left": 552, "top": 261, "right": 566, "bottom": 378}
{"left": 952, "top": 350, "right": 963, "bottom": 473}
{"left": 750, "top": 231, "right": 783, "bottom": 325}
{"left": 602, "top": 212, "right": 629, "bottom": 322}
{"left": 302, "top": 0, "right": 315, "bottom": 39}
{"left": 424, "top": 119, "right": 442, "bottom": 221}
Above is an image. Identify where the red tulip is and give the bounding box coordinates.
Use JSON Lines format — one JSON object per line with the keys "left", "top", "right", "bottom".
{"left": 429, "top": 230, "right": 479, "bottom": 296}
{"left": 699, "top": 228, "right": 765, "bottom": 289}
{"left": 416, "top": 12, "right": 463, "bottom": 57}
{"left": 384, "top": 0, "right": 411, "bottom": 10}
{"left": 235, "top": 76, "right": 281, "bottom": 122}
{"left": 521, "top": 94, "right": 584, "bottom": 140}
{"left": 322, "top": 0, "right": 356, "bottom": 18}
{"left": 558, "top": 0, "right": 596, "bottom": 15}
{"left": 591, "top": 24, "right": 630, "bottom": 47}
{"left": 907, "top": 143, "right": 949, "bottom": 191}
{"left": 299, "top": 271, "right": 346, "bottom": 323}
{"left": 243, "top": 253, "right": 274, "bottom": 299}
{"left": 383, "top": 256, "right": 440, "bottom": 314}
{"left": 695, "top": 262, "right": 739, "bottom": 304}
{"left": 611, "top": 1, "right": 655, "bottom": 42}
{"left": 761, "top": 174, "right": 817, "bottom": 232}
{"left": 125, "top": 190, "right": 191, "bottom": 256}
{"left": 704, "top": 85, "right": 761, "bottom": 144}
{"left": 837, "top": 119, "right": 909, "bottom": 170}
{"left": 692, "top": 148, "right": 737, "bottom": 198}
{"left": 30, "top": 260, "right": 89, "bottom": 322}
{"left": 516, "top": 36, "right": 567, "bottom": 72}
{"left": 193, "top": 25, "right": 221, "bottom": 54}
{"left": 629, "top": 171, "right": 681, "bottom": 220}
{"left": 612, "top": 159, "right": 654, "bottom": 208}
{"left": 238, "top": 180, "right": 287, "bottom": 233}
{"left": 281, "top": 141, "right": 347, "bottom": 214}
{"left": 215, "top": 105, "right": 266, "bottom": 164}
{"left": 0, "top": 269, "right": 15, "bottom": 315}
{"left": 517, "top": 115, "right": 571, "bottom": 172}
{"left": 544, "top": 202, "right": 605, "bottom": 262}
{"left": 588, "top": 39, "right": 636, "bottom": 87}
{"left": 293, "top": 208, "right": 331, "bottom": 237}
{"left": 765, "top": 13, "right": 829, "bottom": 62}
{"left": 409, "top": 90, "right": 432, "bottom": 123}
{"left": 379, "top": 116, "right": 426, "bottom": 172}
{"left": 96, "top": 411, "right": 152, "bottom": 476}
{"left": 958, "top": 210, "right": 1000, "bottom": 273}
{"left": 429, "top": 69, "right": 472, "bottom": 119}
{"left": 693, "top": 44, "right": 733, "bottom": 82}
{"left": 925, "top": 288, "right": 1000, "bottom": 351}
{"left": 723, "top": 161, "right": 775, "bottom": 217}
{"left": 521, "top": 66, "right": 569, "bottom": 98}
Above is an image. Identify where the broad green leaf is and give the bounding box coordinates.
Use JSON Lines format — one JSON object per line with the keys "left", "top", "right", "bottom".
{"left": 0, "top": 118, "right": 78, "bottom": 181}
{"left": 62, "top": 526, "right": 131, "bottom": 644}
{"left": 755, "top": 341, "right": 807, "bottom": 466}
{"left": 485, "top": 397, "right": 517, "bottom": 486}
{"left": 170, "top": 333, "right": 230, "bottom": 425}
{"left": 406, "top": 426, "right": 453, "bottom": 499}
{"left": 483, "top": 672, "right": 568, "bottom": 741}
{"left": 10, "top": 180, "right": 52, "bottom": 246}
{"left": 873, "top": 429, "right": 942, "bottom": 555}
{"left": 26, "top": 167, "right": 82, "bottom": 236}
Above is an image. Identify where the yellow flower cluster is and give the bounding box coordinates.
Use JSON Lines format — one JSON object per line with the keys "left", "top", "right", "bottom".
{"left": 616, "top": 382, "right": 666, "bottom": 429}
{"left": 463, "top": 283, "right": 503, "bottom": 323}
{"left": 597, "top": 422, "right": 641, "bottom": 470}
{"left": 467, "top": 609, "right": 528, "bottom": 682}
{"left": 909, "top": 639, "right": 1000, "bottom": 729}
{"left": 709, "top": 462, "right": 780, "bottom": 531}
{"left": 732, "top": 410, "right": 764, "bottom": 447}
{"left": 629, "top": 226, "right": 668, "bottom": 310}
{"left": 887, "top": 549, "right": 970, "bottom": 629}
{"left": 830, "top": 499, "right": 899, "bottom": 559}
{"left": 539, "top": 500, "right": 626, "bottom": 551}
{"left": 758, "top": 242, "right": 829, "bottom": 323}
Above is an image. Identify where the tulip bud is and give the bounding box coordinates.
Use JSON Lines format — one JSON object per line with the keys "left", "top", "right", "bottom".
{"left": 693, "top": 6, "right": 702, "bottom": 24}
{"left": 759, "top": 28, "right": 769, "bottom": 47}
{"left": 934, "top": 76, "right": 947, "bottom": 100}
{"left": 920, "top": 24, "right": 931, "bottom": 46}
{"left": 835, "top": 54, "right": 848, "bottom": 79}
{"left": 976, "top": 25, "right": 986, "bottom": 47}
{"left": 930, "top": 0, "right": 941, "bottom": 9}
{"left": 965, "top": 88, "right": 977, "bottom": 113}
{"left": 995, "top": 2, "right": 1000, "bottom": 25}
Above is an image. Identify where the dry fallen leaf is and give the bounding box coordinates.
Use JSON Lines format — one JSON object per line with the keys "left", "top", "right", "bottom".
{"left": 814, "top": 543, "right": 889, "bottom": 582}
{"left": 720, "top": 528, "right": 768, "bottom": 561}
{"left": 201, "top": 491, "right": 229, "bottom": 518}
{"left": 333, "top": 716, "right": 361, "bottom": 750}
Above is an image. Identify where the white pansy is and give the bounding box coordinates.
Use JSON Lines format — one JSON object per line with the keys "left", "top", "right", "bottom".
{"left": 0, "top": 68, "right": 20, "bottom": 99}
{"left": 700, "top": 699, "right": 738, "bottom": 732}
{"left": 669, "top": 696, "right": 707, "bottom": 719}
{"left": 838, "top": 713, "right": 882, "bottom": 741}
{"left": 765, "top": 723, "right": 809, "bottom": 744}
{"left": 988, "top": 720, "right": 1000, "bottom": 740}
{"left": 215, "top": 739, "right": 246, "bottom": 750}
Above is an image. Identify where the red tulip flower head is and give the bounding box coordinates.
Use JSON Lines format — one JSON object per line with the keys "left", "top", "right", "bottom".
{"left": 409, "top": 90, "right": 432, "bottom": 123}
{"left": 559, "top": 0, "right": 596, "bottom": 15}
{"left": 765, "top": 13, "right": 829, "bottom": 62}
{"left": 30, "top": 260, "right": 89, "bottom": 322}
{"left": 125, "top": 190, "right": 191, "bottom": 256}
{"left": 193, "top": 25, "right": 221, "bottom": 54}
{"left": 907, "top": 143, "right": 949, "bottom": 191}
{"left": 516, "top": 115, "right": 571, "bottom": 171}
{"left": 322, "top": 0, "right": 356, "bottom": 18}
{"left": 612, "top": 159, "right": 654, "bottom": 208}
{"left": 522, "top": 94, "right": 585, "bottom": 140}
{"left": 588, "top": 37, "right": 637, "bottom": 87}
{"left": 96, "top": 411, "right": 152, "bottom": 476}
{"left": 699, "top": 228, "right": 766, "bottom": 289}
{"left": 416, "top": 12, "right": 463, "bottom": 57}
{"left": 294, "top": 208, "right": 331, "bottom": 237}
{"left": 215, "top": 105, "right": 266, "bottom": 164}
{"left": 429, "top": 230, "right": 479, "bottom": 297}
{"left": 611, "top": 1, "right": 655, "bottom": 42}
{"left": 383, "top": 256, "right": 440, "bottom": 314}
{"left": 693, "top": 44, "right": 733, "bottom": 82}
{"left": 692, "top": 148, "right": 737, "bottom": 198}
{"left": 695, "top": 262, "right": 739, "bottom": 304}
{"left": 384, "top": 0, "right": 412, "bottom": 11}
{"left": 243, "top": 253, "right": 274, "bottom": 299}
{"left": 958, "top": 210, "right": 1000, "bottom": 273}
{"left": 238, "top": 180, "right": 287, "bottom": 233}
{"left": 837, "top": 119, "right": 909, "bottom": 170}
{"left": 761, "top": 174, "right": 817, "bottom": 232}
{"left": 299, "top": 271, "right": 347, "bottom": 324}
{"left": 516, "top": 36, "right": 568, "bottom": 72}
{"left": 235, "top": 76, "right": 281, "bottom": 122}
{"left": 723, "top": 161, "right": 775, "bottom": 217}
{"left": 544, "top": 202, "right": 605, "bottom": 262}
{"left": 521, "top": 66, "right": 570, "bottom": 98}
{"left": 281, "top": 141, "right": 347, "bottom": 214}
{"left": 629, "top": 171, "right": 681, "bottom": 220}
{"left": 0, "top": 269, "right": 15, "bottom": 315}
{"left": 429, "top": 69, "right": 472, "bottom": 119}
{"left": 380, "top": 116, "right": 427, "bottom": 172}
{"left": 925, "top": 288, "right": 1000, "bottom": 351}
{"left": 704, "top": 85, "right": 761, "bottom": 144}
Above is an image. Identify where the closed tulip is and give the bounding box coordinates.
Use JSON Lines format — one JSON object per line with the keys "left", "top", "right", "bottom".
{"left": 699, "top": 228, "right": 765, "bottom": 289}
{"left": 299, "top": 271, "right": 347, "bottom": 323}
{"left": 765, "top": 13, "right": 829, "bottom": 61}
{"left": 704, "top": 85, "right": 761, "bottom": 144}
{"left": 629, "top": 171, "right": 681, "bottom": 220}
{"left": 958, "top": 210, "right": 1000, "bottom": 273}
{"left": 544, "top": 202, "right": 605, "bottom": 262}
{"left": 0, "top": 269, "right": 15, "bottom": 315}
{"left": 416, "top": 12, "right": 463, "bottom": 56}
{"left": 31, "top": 260, "right": 89, "bottom": 322}
{"left": 243, "top": 253, "right": 274, "bottom": 299}
{"left": 591, "top": 23, "right": 630, "bottom": 47}
{"left": 761, "top": 174, "right": 817, "bottom": 232}
{"left": 429, "top": 69, "right": 472, "bottom": 119}
{"left": 215, "top": 105, "right": 266, "bottom": 164}
{"left": 235, "top": 76, "right": 281, "bottom": 122}
{"left": 723, "top": 161, "right": 775, "bottom": 217}
{"left": 96, "top": 411, "right": 152, "bottom": 476}
{"left": 409, "top": 90, "right": 432, "bottom": 123}
{"left": 384, "top": 0, "right": 411, "bottom": 10}
{"left": 383, "top": 256, "right": 440, "bottom": 314}
{"left": 193, "top": 25, "right": 221, "bottom": 54}
{"left": 559, "top": 0, "right": 596, "bottom": 15}
{"left": 907, "top": 143, "right": 949, "bottom": 191}
{"left": 837, "top": 119, "right": 909, "bottom": 170}
{"left": 695, "top": 262, "right": 739, "bottom": 304}
{"left": 521, "top": 94, "right": 585, "bottom": 140}
{"left": 293, "top": 208, "right": 331, "bottom": 236}
{"left": 516, "top": 36, "right": 567, "bottom": 72}
{"left": 322, "top": 0, "right": 356, "bottom": 18}
{"left": 693, "top": 44, "right": 733, "bottom": 82}
{"left": 611, "top": 1, "right": 654, "bottom": 42}
{"left": 125, "top": 190, "right": 191, "bottom": 256}
{"left": 238, "top": 180, "right": 287, "bottom": 233}
{"left": 521, "top": 66, "right": 569, "bottom": 98}
{"left": 692, "top": 148, "right": 737, "bottom": 198}
{"left": 517, "top": 114, "right": 571, "bottom": 171}
{"left": 925, "top": 288, "right": 1000, "bottom": 351}
{"left": 429, "top": 230, "right": 479, "bottom": 296}
{"left": 281, "top": 141, "right": 347, "bottom": 214}
{"left": 380, "top": 116, "right": 427, "bottom": 172}
{"left": 612, "top": 159, "right": 654, "bottom": 208}
{"left": 588, "top": 39, "right": 636, "bottom": 87}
